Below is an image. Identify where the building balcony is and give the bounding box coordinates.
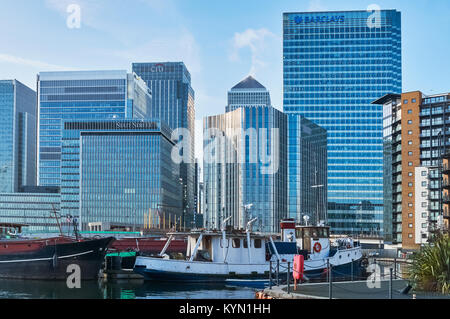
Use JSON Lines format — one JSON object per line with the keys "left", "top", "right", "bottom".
{"left": 444, "top": 209, "right": 450, "bottom": 220}
{"left": 443, "top": 164, "right": 450, "bottom": 174}
{"left": 443, "top": 180, "right": 450, "bottom": 189}
{"left": 444, "top": 195, "right": 450, "bottom": 204}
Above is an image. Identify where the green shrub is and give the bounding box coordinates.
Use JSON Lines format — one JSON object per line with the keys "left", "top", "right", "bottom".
{"left": 408, "top": 235, "right": 450, "bottom": 294}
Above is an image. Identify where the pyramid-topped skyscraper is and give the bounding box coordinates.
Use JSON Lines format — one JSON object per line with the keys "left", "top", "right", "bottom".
{"left": 226, "top": 75, "right": 271, "bottom": 112}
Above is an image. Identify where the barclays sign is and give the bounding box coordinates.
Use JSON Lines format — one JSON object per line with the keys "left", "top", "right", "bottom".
{"left": 294, "top": 15, "right": 345, "bottom": 24}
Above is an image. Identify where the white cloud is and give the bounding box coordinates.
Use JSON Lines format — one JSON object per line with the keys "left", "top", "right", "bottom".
{"left": 308, "top": 0, "right": 327, "bottom": 12}
{"left": 112, "top": 29, "right": 202, "bottom": 75}
{"left": 229, "top": 28, "right": 276, "bottom": 77}
{"left": 0, "top": 53, "right": 76, "bottom": 71}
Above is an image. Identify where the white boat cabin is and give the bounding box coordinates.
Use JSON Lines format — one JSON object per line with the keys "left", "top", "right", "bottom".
{"left": 160, "top": 230, "right": 268, "bottom": 265}
{"left": 280, "top": 219, "right": 331, "bottom": 260}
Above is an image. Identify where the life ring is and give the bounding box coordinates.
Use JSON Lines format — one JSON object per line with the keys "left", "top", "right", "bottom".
{"left": 313, "top": 242, "right": 322, "bottom": 253}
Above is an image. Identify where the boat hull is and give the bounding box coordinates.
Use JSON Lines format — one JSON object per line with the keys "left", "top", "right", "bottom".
{"left": 134, "top": 257, "right": 269, "bottom": 283}
{"left": 134, "top": 267, "right": 268, "bottom": 282}
{"left": 0, "top": 237, "right": 114, "bottom": 280}
{"left": 134, "top": 247, "right": 364, "bottom": 286}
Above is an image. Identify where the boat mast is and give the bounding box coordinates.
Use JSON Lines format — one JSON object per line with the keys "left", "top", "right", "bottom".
{"left": 221, "top": 216, "right": 232, "bottom": 262}
{"left": 51, "top": 204, "right": 63, "bottom": 237}
{"left": 246, "top": 217, "right": 257, "bottom": 263}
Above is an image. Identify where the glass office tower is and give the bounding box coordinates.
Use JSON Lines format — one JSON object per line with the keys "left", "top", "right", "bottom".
{"left": 0, "top": 80, "right": 36, "bottom": 192}
{"left": 287, "top": 114, "right": 328, "bottom": 226}
{"left": 0, "top": 187, "right": 61, "bottom": 235}
{"left": 61, "top": 119, "right": 181, "bottom": 231}
{"left": 204, "top": 77, "right": 287, "bottom": 233}
{"left": 204, "top": 106, "right": 288, "bottom": 233}
{"left": 283, "top": 10, "right": 402, "bottom": 236}
{"left": 132, "top": 62, "right": 195, "bottom": 225}
{"left": 37, "top": 70, "right": 151, "bottom": 187}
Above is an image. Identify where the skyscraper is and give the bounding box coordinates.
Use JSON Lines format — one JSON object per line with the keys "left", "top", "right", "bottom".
{"left": 61, "top": 119, "right": 181, "bottom": 231}
{"left": 132, "top": 62, "right": 195, "bottom": 224}
{"left": 37, "top": 70, "right": 151, "bottom": 187}
{"left": 203, "top": 77, "right": 287, "bottom": 233}
{"left": 0, "top": 80, "right": 36, "bottom": 192}
{"left": 283, "top": 10, "right": 402, "bottom": 236}
{"left": 226, "top": 76, "right": 271, "bottom": 112}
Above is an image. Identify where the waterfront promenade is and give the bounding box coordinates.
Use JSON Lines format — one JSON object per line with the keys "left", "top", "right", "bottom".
{"left": 261, "top": 279, "right": 450, "bottom": 299}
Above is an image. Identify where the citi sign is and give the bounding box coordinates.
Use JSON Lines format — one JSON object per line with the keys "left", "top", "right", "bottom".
{"left": 294, "top": 15, "right": 345, "bottom": 24}
{"left": 151, "top": 64, "right": 165, "bottom": 73}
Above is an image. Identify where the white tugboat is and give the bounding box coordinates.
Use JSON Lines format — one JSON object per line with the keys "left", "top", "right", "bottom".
{"left": 276, "top": 219, "right": 363, "bottom": 280}
{"left": 133, "top": 218, "right": 363, "bottom": 285}
{"left": 133, "top": 217, "right": 272, "bottom": 285}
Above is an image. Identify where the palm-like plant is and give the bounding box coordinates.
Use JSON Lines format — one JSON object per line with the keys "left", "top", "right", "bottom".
{"left": 408, "top": 234, "right": 450, "bottom": 294}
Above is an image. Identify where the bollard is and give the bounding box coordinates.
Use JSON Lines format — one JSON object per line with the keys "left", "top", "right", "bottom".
{"left": 389, "top": 268, "right": 393, "bottom": 299}
{"left": 277, "top": 260, "right": 280, "bottom": 286}
{"left": 328, "top": 259, "right": 333, "bottom": 299}
{"left": 269, "top": 261, "right": 272, "bottom": 290}
{"left": 394, "top": 258, "right": 397, "bottom": 278}
{"left": 351, "top": 259, "right": 354, "bottom": 282}
{"left": 287, "top": 262, "right": 291, "bottom": 294}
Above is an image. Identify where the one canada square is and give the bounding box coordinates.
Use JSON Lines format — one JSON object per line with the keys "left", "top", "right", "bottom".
{"left": 283, "top": 10, "right": 402, "bottom": 236}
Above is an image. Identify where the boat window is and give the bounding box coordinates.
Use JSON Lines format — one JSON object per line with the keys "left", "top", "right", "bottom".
{"left": 318, "top": 228, "right": 325, "bottom": 237}
{"left": 232, "top": 238, "right": 240, "bottom": 248}
{"left": 204, "top": 237, "right": 211, "bottom": 250}
{"left": 296, "top": 229, "right": 303, "bottom": 239}
{"left": 303, "top": 229, "right": 310, "bottom": 238}
{"left": 243, "top": 239, "right": 248, "bottom": 248}
{"left": 220, "top": 238, "right": 229, "bottom": 248}
{"left": 312, "top": 229, "right": 319, "bottom": 238}
{"left": 254, "top": 239, "right": 262, "bottom": 249}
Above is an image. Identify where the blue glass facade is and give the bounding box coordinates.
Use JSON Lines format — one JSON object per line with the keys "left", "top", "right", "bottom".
{"left": 37, "top": 71, "right": 151, "bottom": 187}
{"left": 204, "top": 106, "right": 288, "bottom": 233}
{"left": 132, "top": 62, "right": 195, "bottom": 223}
{"left": 283, "top": 10, "right": 402, "bottom": 235}
{"left": 204, "top": 77, "right": 287, "bottom": 233}
{"left": 287, "top": 115, "right": 327, "bottom": 225}
{"left": 0, "top": 80, "right": 36, "bottom": 192}
{"left": 61, "top": 120, "right": 181, "bottom": 231}
{"left": 0, "top": 190, "right": 61, "bottom": 235}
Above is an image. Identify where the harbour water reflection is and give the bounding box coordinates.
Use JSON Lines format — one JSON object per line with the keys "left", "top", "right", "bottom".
{"left": 0, "top": 279, "right": 257, "bottom": 299}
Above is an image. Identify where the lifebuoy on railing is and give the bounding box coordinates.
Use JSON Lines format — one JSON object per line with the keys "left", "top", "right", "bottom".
{"left": 313, "top": 242, "right": 322, "bottom": 253}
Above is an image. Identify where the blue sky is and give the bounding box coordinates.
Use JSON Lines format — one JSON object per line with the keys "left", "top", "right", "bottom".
{"left": 1, "top": 0, "right": 449, "bottom": 158}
